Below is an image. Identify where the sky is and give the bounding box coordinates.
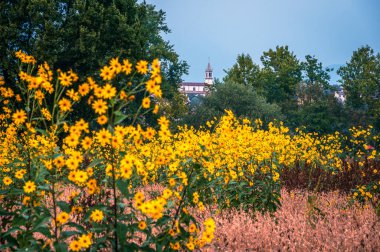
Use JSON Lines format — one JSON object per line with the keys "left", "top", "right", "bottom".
{"left": 145, "top": 0, "right": 380, "bottom": 84}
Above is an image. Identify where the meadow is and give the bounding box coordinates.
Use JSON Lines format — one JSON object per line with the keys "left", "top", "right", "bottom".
{"left": 0, "top": 52, "right": 379, "bottom": 251}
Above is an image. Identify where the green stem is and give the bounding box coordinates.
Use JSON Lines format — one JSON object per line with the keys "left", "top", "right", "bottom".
{"left": 111, "top": 150, "right": 119, "bottom": 251}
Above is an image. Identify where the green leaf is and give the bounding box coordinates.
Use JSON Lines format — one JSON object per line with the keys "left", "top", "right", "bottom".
{"left": 2, "top": 226, "right": 22, "bottom": 237}
{"left": 156, "top": 215, "right": 171, "bottom": 226}
{"left": 66, "top": 222, "right": 86, "bottom": 234}
{"left": 116, "top": 179, "right": 130, "bottom": 198}
{"left": 34, "top": 226, "right": 53, "bottom": 239}
{"left": 54, "top": 242, "right": 68, "bottom": 252}
{"left": 57, "top": 201, "right": 71, "bottom": 213}
{"left": 1, "top": 188, "right": 23, "bottom": 196}
{"left": 36, "top": 128, "right": 49, "bottom": 137}
{"left": 32, "top": 216, "right": 51, "bottom": 232}
{"left": 88, "top": 158, "right": 102, "bottom": 168}
{"left": 60, "top": 230, "right": 81, "bottom": 240}
{"left": 114, "top": 111, "right": 128, "bottom": 124}
{"left": 38, "top": 184, "right": 51, "bottom": 192}
{"left": 36, "top": 166, "right": 50, "bottom": 183}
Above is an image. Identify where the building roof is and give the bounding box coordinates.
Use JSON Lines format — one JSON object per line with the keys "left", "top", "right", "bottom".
{"left": 182, "top": 90, "right": 206, "bottom": 94}
{"left": 180, "top": 82, "right": 206, "bottom": 86}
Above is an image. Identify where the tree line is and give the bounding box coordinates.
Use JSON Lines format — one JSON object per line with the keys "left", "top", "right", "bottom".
{"left": 182, "top": 45, "right": 380, "bottom": 134}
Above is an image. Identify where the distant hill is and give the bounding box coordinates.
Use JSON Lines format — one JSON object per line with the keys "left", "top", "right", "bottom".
{"left": 326, "top": 64, "right": 344, "bottom": 85}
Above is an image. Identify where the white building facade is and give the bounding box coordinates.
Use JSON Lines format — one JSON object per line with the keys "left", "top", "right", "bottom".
{"left": 179, "top": 62, "right": 214, "bottom": 98}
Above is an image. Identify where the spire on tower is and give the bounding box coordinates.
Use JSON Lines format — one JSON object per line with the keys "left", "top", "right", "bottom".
{"left": 205, "top": 59, "right": 214, "bottom": 85}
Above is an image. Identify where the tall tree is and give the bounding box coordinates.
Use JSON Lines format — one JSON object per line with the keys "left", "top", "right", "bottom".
{"left": 302, "top": 55, "right": 331, "bottom": 87}
{"left": 0, "top": 0, "right": 187, "bottom": 94}
{"left": 260, "top": 46, "right": 302, "bottom": 113}
{"left": 338, "top": 45, "right": 380, "bottom": 126}
{"left": 223, "top": 54, "right": 262, "bottom": 93}
{"left": 298, "top": 55, "right": 332, "bottom": 105}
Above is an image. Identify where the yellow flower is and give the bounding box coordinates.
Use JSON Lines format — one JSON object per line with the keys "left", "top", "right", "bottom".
{"left": 66, "top": 157, "right": 79, "bottom": 170}
{"left": 138, "top": 221, "right": 147, "bottom": 230}
{"left": 92, "top": 99, "right": 108, "bottom": 115}
{"left": 97, "top": 115, "right": 108, "bottom": 125}
{"left": 162, "top": 188, "right": 173, "bottom": 199}
{"left": 153, "top": 104, "right": 159, "bottom": 114}
{"left": 170, "top": 242, "right": 180, "bottom": 250}
{"left": 81, "top": 136, "right": 93, "bottom": 150}
{"left": 59, "top": 71, "right": 73, "bottom": 86}
{"left": 64, "top": 134, "right": 79, "bottom": 148}
{"left": 69, "top": 240, "right": 81, "bottom": 252}
{"left": 15, "top": 169, "right": 26, "bottom": 179}
{"left": 101, "top": 83, "right": 117, "bottom": 99}
{"left": 12, "top": 109, "right": 27, "bottom": 125}
{"left": 3, "top": 176, "right": 12, "bottom": 185}
{"left": 78, "top": 83, "right": 90, "bottom": 96}
{"left": 142, "top": 97, "right": 151, "bottom": 109}
{"left": 188, "top": 223, "right": 196, "bottom": 233}
{"left": 53, "top": 156, "right": 65, "bottom": 169}
{"left": 75, "top": 170, "right": 88, "bottom": 183}
{"left": 134, "top": 191, "right": 145, "bottom": 202}
{"left": 78, "top": 234, "right": 92, "bottom": 249}
{"left": 90, "top": 209, "right": 104, "bottom": 223}
{"left": 100, "top": 65, "right": 115, "bottom": 81}
{"left": 24, "top": 181, "right": 37, "bottom": 193}
{"left": 151, "top": 58, "right": 160, "bottom": 74}
{"left": 136, "top": 60, "right": 148, "bottom": 74}
{"left": 157, "top": 116, "right": 169, "bottom": 128}
{"left": 22, "top": 196, "right": 31, "bottom": 206}
{"left": 57, "top": 212, "right": 69, "bottom": 225}
{"left": 96, "top": 128, "right": 112, "bottom": 146}
{"left": 58, "top": 98, "right": 72, "bottom": 112}
{"left": 41, "top": 108, "right": 52, "bottom": 121}
{"left": 122, "top": 59, "right": 132, "bottom": 75}
{"left": 186, "top": 242, "right": 195, "bottom": 251}
{"left": 169, "top": 178, "right": 176, "bottom": 187}
{"left": 109, "top": 57, "right": 122, "bottom": 73}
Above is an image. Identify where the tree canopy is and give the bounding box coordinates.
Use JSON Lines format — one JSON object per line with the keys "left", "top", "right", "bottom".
{"left": 0, "top": 0, "right": 187, "bottom": 92}
{"left": 338, "top": 45, "right": 380, "bottom": 126}
{"left": 182, "top": 81, "right": 282, "bottom": 128}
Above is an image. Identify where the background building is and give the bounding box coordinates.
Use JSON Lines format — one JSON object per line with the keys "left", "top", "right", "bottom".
{"left": 180, "top": 62, "right": 214, "bottom": 103}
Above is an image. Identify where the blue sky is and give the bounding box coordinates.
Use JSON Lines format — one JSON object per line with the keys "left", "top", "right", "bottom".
{"left": 146, "top": 0, "right": 380, "bottom": 83}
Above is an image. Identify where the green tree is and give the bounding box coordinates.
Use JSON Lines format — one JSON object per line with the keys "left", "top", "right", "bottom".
{"left": 223, "top": 54, "right": 262, "bottom": 93}
{"left": 260, "top": 46, "right": 302, "bottom": 113}
{"left": 289, "top": 94, "right": 347, "bottom": 133}
{"left": 0, "top": 0, "right": 188, "bottom": 123}
{"left": 338, "top": 45, "right": 380, "bottom": 127}
{"left": 297, "top": 55, "right": 332, "bottom": 105}
{"left": 302, "top": 55, "right": 331, "bottom": 87}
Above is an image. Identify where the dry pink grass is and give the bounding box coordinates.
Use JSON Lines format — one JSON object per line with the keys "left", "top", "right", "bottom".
{"left": 9, "top": 186, "right": 380, "bottom": 251}
{"left": 209, "top": 190, "right": 380, "bottom": 251}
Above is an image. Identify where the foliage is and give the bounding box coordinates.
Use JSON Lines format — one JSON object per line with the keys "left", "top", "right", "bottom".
{"left": 182, "top": 81, "right": 282, "bottom": 128}
{"left": 289, "top": 95, "right": 347, "bottom": 134}
{"left": 260, "top": 46, "right": 302, "bottom": 113}
{"left": 223, "top": 54, "right": 262, "bottom": 93}
{"left": 338, "top": 45, "right": 380, "bottom": 128}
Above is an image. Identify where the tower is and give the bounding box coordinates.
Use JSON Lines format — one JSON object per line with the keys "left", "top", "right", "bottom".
{"left": 204, "top": 60, "right": 214, "bottom": 85}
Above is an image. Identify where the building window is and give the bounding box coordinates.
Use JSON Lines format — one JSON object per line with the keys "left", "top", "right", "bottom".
{"left": 193, "top": 87, "right": 196, "bottom": 91}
